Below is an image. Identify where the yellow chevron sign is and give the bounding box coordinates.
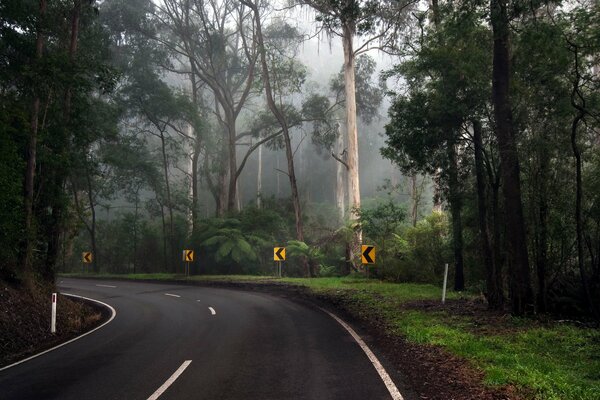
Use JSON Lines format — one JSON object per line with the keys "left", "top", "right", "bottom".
{"left": 361, "top": 245, "right": 375, "bottom": 264}
{"left": 183, "top": 250, "right": 194, "bottom": 262}
{"left": 82, "top": 252, "right": 93, "bottom": 264}
{"left": 274, "top": 247, "right": 286, "bottom": 261}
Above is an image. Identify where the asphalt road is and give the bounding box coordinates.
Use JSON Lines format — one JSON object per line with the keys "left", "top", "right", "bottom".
{"left": 0, "top": 278, "right": 402, "bottom": 400}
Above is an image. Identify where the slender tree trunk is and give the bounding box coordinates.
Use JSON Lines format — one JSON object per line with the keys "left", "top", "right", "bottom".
{"left": 226, "top": 113, "right": 238, "bottom": 212}
{"left": 410, "top": 175, "right": 419, "bottom": 227}
{"left": 335, "top": 125, "right": 346, "bottom": 223}
{"left": 276, "top": 155, "right": 281, "bottom": 197}
{"left": 158, "top": 130, "right": 175, "bottom": 272}
{"left": 342, "top": 23, "right": 362, "bottom": 270}
{"left": 447, "top": 142, "right": 464, "bottom": 291}
{"left": 473, "top": 120, "right": 504, "bottom": 309}
{"left": 22, "top": 0, "right": 47, "bottom": 279}
{"left": 257, "top": 143, "right": 263, "bottom": 208}
{"left": 217, "top": 134, "right": 228, "bottom": 216}
{"left": 133, "top": 192, "right": 139, "bottom": 274}
{"left": 536, "top": 143, "right": 549, "bottom": 313}
{"left": 85, "top": 171, "right": 98, "bottom": 273}
{"left": 191, "top": 137, "right": 200, "bottom": 236}
{"left": 158, "top": 198, "right": 167, "bottom": 273}
{"left": 490, "top": 0, "right": 533, "bottom": 315}
{"left": 247, "top": 1, "right": 308, "bottom": 275}
{"left": 570, "top": 45, "right": 598, "bottom": 317}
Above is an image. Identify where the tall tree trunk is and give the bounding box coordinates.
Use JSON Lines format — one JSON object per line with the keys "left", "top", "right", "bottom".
{"left": 536, "top": 142, "right": 549, "bottom": 313}
{"left": 246, "top": 0, "right": 309, "bottom": 275}
{"left": 335, "top": 125, "right": 346, "bottom": 223}
{"left": 447, "top": 142, "right": 464, "bottom": 291}
{"left": 85, "top": 170, "right": 98, "bottom": 273}
{"left": 226, "top": 113, "right": 238, "bottom": 212}
{"left": 490, "top": 0, "right": 533, "bottom": 315}
{"left": 570, "top": 44, "right": 598, "bottom": 317}
{"left": 158, "top": 197, "right": 167, "bottom": 273}
{"left": 191, "top": 137, "right": 200, "bottom": 236}
{"left": 46, "top": 0, "right": 82, "bottom": 280}
{"left": 158, "top": 130, "right": 175, "bottom": 272}
{"left": 257, "top": 143, "right": 263, "bottom": 208}
{"left": 410, "top": 175, "right": 419, "bottom": 227}
{"left": 473, "top": 120, "right": 504, "bottom": 309}
{"left": 217, "top": 134, "right": 228, "bottom": 216}
{"left": 22, "top": 0, "right": 48, "bottom": 279}
{"left": 342, "top": 23, "right": 362, "bottom": 271}
{"left": 133, "top": 190, "right": 139, "bottom": 274}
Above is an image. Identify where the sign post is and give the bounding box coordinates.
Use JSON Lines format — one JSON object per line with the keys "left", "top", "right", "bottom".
{"left": 361, "top": 245, "right": 375, "bottom": 277}
{"left": 274, "top": 247, "right": 286, "bottom": 277}
{"left": 182, "top": 250, "right": 194, "bottom": 276}
{"left": 82, "top": 252, "right": 92, "bottom": 274}
{"left": 442, "top": 263, "right": 449, "bottom": 304}
{"left": 51, "top": 293, "right": 57, "bottom": 334}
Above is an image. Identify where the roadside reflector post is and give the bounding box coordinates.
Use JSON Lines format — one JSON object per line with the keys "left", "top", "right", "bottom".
{"left": 51, "top": 293, "right": 57, "bottom": 334}
{"left": 442, "top": 263, "right": 449, "bottom": 304}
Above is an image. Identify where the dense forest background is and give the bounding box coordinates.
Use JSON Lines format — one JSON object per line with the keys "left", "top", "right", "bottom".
{"left": 1, "top": 0, "right": 599, "bottom": 318}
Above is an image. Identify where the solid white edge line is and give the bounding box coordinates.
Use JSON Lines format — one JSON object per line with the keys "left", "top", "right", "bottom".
{"left": 95, "top": 284, "right": 117, "bottom": 288}
{"left": 208, "top": 307, "right": 216, "bottom": 315}
{"left": 320, "top": 307, "right": 404, "bottom": 400}
{"left": 0, "top": 293, "right": 117, "bottom": 372}
{"left": 164, "top": 293, "right": 180, "bottom": 298}
{"left": 147, "top": 360, "right": 192, "bottom": 400}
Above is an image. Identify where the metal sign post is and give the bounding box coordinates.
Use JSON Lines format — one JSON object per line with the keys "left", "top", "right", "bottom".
{"left": 361, "top": 245, "right": 376, "bottom": 277}
{"left": 182, "top": 250, "right": 194, "bottom": 276}
{"left": 51, "top": 293, "right": 57, "bottom": 334}
{"left": 442, "top": 263, "right": 449, "bottom": 304}
{"left": 82, "top": 252, "right": 92, "bottom": 274}
{"left": 274, "top": 247, "right": 286, "bottom": 277}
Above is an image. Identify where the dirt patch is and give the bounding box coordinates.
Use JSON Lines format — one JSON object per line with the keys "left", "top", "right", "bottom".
{"left": 0, "top": 282, "right": 105, "bottom": 367}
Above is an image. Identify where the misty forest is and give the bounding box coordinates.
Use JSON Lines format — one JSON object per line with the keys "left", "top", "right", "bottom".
{"left": 2, "top": 0, "right": 600, "bottom": 320}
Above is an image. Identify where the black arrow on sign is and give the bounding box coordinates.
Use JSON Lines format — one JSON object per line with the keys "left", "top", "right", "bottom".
{"left": 362, "top": 246, "right": 374, "bottom": 263}
{"left": 275, "top": 247, "right": 285, "bottom": 260}
{"left": 84, "top": 253, "right": 92, "bottom": 263}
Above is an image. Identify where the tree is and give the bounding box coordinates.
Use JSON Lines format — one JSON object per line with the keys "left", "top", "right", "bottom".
{"left": 300, "top": 0, "right": 414, "bottom": 269}
{"left": 490, "top": 0, "right": 534, "bottom": 314}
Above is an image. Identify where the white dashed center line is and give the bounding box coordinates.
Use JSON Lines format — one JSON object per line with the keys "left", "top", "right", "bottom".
{"left": 208, "top": 307, "right": 216, "bottom": 315}
{"left": 147, "top": 360, "right": 192, "bottom": 400}
{"left": 95, "top": 284, "right": 116, "bottom": 288}
{"left": 164, "top": 293, "right": 180, "bottom": 298}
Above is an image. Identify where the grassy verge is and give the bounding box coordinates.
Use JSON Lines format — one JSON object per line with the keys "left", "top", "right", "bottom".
{"left": 61, "top": 273, "right": 600, "bottom": 399}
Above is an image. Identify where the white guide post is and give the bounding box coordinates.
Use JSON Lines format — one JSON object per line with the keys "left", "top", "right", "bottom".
{"left": 51, "top": 293, "right": 57, "bottom": 333}
{"left": 442, "top": 263, "right": 449, "bottom": 304}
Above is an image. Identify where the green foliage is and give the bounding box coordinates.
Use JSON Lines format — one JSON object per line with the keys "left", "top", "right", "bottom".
{"left": 287, "top": 240, "right": 326, "bottom": 270}
{"left": 392, "top": 212, "right": 451, "bottom": 282}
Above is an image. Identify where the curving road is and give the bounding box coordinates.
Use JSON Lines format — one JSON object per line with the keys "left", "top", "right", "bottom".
{"left": 0, "top": 278, "right": 403, "bottom": 400}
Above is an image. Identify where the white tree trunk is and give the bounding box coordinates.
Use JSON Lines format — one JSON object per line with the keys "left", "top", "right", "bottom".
{"left": 335, "top": 123, "right": 346, "bottom": 223}
{"left": 342, "top": 26, "right": 362, "bottom": 268}
{"left": 257, "top": 143, "right": 262, "bottom": 208}
{"left": 276, "top": 154, "right": 280, "bottom": 197}
{"left": 187, "top": 123, "right": 194, "bottom": 234}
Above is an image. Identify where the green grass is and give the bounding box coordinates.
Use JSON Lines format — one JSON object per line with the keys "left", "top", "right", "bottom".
{"left": 61, "top": 273, "right": 600, "bottom": 399}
